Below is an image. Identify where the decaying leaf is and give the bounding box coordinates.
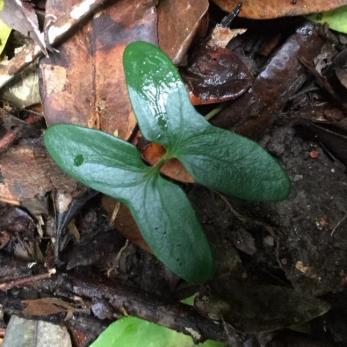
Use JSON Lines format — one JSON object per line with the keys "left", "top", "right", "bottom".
{"left": 207, "top": 27, "right": 247, "bottom": 49}
{"left": 22, "top": 297, "right": 78, "bottom": 316}
{"left": 213, "top": 23, "right": 326, "bottom": 138}
{"left": 3, "top": 315, "right": 72, "bottom": 347}
{"left": 195, "top": 279, "right": 330, "bottom": 332}
{"left": 212, "top": 0, "right": 347, "bottom": 19}
{"left": 158, "top": 0, "right": 209, "bottom": 65}
{"left": 40, "top": 0, "right": 157, "bottom": 140}
{"left": 0, "top": 140, "right": 77, "bottom": 205}
{"left": 183, "top": 47, "right": 252, "bottom": 105}
{"left": 0, "top": 0, "right": 46, "bottom": 52}
{"left": 1, "top": 69, "right": 40, "bottom": 108}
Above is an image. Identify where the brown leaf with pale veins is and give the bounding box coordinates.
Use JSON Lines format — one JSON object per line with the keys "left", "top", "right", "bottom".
{"left": 158, "top": 0, "right": 209, "bottom": 65}
{"left": 40, "top": 0, "right": 157, "bottom": 140}
{"left": 212, "top": 0, "right": 347, "bottom": 19}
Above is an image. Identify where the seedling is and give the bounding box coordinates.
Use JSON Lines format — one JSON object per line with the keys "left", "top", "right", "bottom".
{"left": 44, "top": 42, "right": 290, "bottom": 283}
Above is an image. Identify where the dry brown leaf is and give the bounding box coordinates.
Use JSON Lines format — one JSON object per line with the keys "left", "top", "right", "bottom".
{"left": 212, "top": 0, "right": 347, "bottom": 19}
{"left": 141, "top": 143, "right": 193, "bottom": 183}
{"left": 101, "top": 196, "right": 151, "bottom": 253}
{"left": 207, "top": 27, "right": 247, "bottom": 49}
{"left": 22, "top": 297, "right": 78, "bottom": 316}
{"left": 0, "top": 140, "right": 77, "bottom": 205}
{"left": 40, "top": 0, "right": 157, "bottom": 140}
{"left": 158, "top": 0, "right": 209, "bottom": 65}
{"left": 184, "top": 47, "right": 252, "bottom": 105}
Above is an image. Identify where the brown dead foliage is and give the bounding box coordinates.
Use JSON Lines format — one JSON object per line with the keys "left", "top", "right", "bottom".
{"left": 40, "top": 0, "right": 157, "bottom": 140}
{"left": 212, "top": 0, "right": 347, "bottom": 19}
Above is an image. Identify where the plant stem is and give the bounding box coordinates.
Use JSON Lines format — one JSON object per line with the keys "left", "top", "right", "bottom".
{"left": 204, "top": 105, "right": 224, "bottom": 121}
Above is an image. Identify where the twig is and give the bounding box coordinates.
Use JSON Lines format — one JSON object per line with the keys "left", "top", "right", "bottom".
{"left": 0, "top": 268, "right": 56, "bottom": 291}
{"left": 220, "top": 3, "right": 242, "bottom": 27}
{"left": 331, "top": 213, "right": 347, "bottom": 236}
{"left": 0, "top": 0, "right": 115, "bottom": 91}
{"left": 67, "top": 275, "right": 228, "bottom": 343}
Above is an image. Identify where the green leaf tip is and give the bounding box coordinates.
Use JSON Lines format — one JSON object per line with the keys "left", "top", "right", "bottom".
{"left": 124, "top": 41, "right": 290, "bottom": 202}
{"left": 308, "top": 5, "right": 347, "bottom": 34}
{"left": 44, "top": 124, "right": 213, "bottom": 284}
{"left": 90, "top": 316, "right": 225, "bottom": 347}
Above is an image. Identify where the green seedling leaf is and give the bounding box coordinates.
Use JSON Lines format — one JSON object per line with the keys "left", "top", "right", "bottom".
{"left": 124, "top": 42, "right": 290, "bottom": 201}
{"left": 90, "top": 316, "right": 225, "bottom": 347}
{"left": 44, "top": 124, "right": 213, "bottom": 283}
{"left": 309, "top": 6, "right": 347, "bottom": 34}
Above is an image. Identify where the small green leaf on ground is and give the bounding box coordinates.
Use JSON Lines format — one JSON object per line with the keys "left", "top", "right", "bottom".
{"left": 90, "top": 317, "right": 225, "bottom": 347}
{"left": 0, "top": 18, "right": 11, "bottom": 55}
{"left": 309, "top": 5, "right": 347, "bottom": 34}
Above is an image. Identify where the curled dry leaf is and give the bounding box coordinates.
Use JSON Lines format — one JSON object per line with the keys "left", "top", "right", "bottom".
{"left": 40, "top": 0, "right": 157, "bottom": 140}
{"left": 183, "top": 47, "right": 252, "bottom": 105}
{"left": 0, "top": 0, "right": 46, "bottom": 53}
{"left": 158, "top": 0, "right": 209, "bottom": 65}
{"left": 212, "top": 0, "right": 347, "bottom": 19}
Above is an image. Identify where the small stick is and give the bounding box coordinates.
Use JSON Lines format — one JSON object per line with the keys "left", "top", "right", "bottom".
{"left": 0, "top": 268, "right": 56, "bottom": 291}
{"left": 0, "top": 0, "right": 115, "bottom": 91}
{"left": 0, "top": 132, "right": 17, "bottom": 153}
{"left": 331, "top": 213, "right": 347, "bottom": 236}
{"left": 68, "top": 275, "right": 228, "bottom": 343}
{"left": 220, "top": 3, "right": 242, "bottom": 28}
